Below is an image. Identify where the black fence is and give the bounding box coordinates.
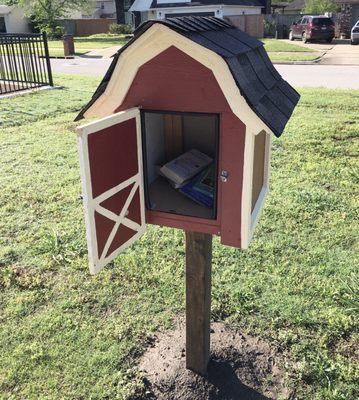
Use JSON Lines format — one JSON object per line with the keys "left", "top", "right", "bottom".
{"left": 0, "top": 32, "right": 53, "bottom": 95}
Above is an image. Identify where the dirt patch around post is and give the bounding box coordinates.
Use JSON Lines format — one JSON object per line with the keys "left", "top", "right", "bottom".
{"left": 138, "top": 321, "right": 290, "bottom": 400}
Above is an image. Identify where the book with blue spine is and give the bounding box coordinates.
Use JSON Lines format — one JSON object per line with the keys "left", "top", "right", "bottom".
{"left": 179, "top": 164, "right": 215, "bottom": 208}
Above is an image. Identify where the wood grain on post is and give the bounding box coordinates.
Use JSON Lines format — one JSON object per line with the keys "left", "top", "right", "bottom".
{"left": 185, "top": 231, "right": 212, "bottom": 375}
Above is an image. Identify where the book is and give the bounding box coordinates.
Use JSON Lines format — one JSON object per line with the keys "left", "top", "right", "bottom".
{"left": 159, "top": 149, "right": 212, "bottom": 187}
{"left": 179, "top": 164, "right": 215, "bottom": 208}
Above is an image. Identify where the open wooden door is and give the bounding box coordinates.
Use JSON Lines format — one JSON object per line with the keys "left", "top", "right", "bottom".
{"left": 77, "top": 108, "right": 146, "bottom": 274}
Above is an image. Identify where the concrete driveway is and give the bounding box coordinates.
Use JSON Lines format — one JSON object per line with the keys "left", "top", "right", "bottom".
{"left": 283, "top": 39, "right": 359, "bottom": 65}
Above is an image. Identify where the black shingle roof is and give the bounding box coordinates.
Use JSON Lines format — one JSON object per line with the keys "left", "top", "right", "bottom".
{"left": 75, "top": 16, "right": 300, "bottom": 137}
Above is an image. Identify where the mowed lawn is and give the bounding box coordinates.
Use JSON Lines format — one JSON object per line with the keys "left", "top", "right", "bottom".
{"left": 47, "top": 34, "right": 130, "bottom": 57}
{"left": 0, "top": 76, "right": 358, "bottom": 400}
{"left": 262, "top": 39, "right": 322, "bottom": 62}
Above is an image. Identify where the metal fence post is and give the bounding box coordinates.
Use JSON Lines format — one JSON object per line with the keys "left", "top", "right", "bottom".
{"left": 42, "top": 32, "right": 53, "bottom": 87}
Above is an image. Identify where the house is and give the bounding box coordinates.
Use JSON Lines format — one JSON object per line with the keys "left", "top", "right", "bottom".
{"left": 271, "top": 2, "right": 289, "bottom": 13}
{"left": 75, "top": 16, "right": 299, "bottom": 273}
{"left": 129, "top": 0, "right": 269, "bottom": 27}
{"left": 61, "top": 1, "right": 135, "bottom": 36}
{"left": 71, "top": 0, "right": 117, "bottom": 19}
{"left": 335, "top": 0, "right": 359, "bottom": 34}
{"left": 280, "top": 0, "right": 304, "bottom": 15}
{"left": 0, "top": 5, "right": 29, "bottom": 33}
{"left": 66, "top": 1, "right": 116, "bottom": 19}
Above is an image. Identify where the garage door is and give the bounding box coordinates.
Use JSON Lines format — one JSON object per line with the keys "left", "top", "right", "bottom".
{"left": 165, "top": 12, "right": 215, "bottom": 18}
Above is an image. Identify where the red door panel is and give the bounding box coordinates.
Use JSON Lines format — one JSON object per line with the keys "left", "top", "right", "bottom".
{"left": 77, "top": 108, "right": 146, "bottom": 274}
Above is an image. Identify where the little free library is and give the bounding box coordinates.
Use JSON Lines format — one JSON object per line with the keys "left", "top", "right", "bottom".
{"left": 75, "top": 16, "right": 299, "bottom": 375}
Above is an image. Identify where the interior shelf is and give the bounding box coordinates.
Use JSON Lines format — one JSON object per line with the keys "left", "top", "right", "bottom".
{"left": 148, "top": 177, "right": 213, "bottom": 219}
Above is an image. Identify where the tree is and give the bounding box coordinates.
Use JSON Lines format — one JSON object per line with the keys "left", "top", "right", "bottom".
{"left": 303, "top": 0, "right": 339, "bottom": 14}
{"left": 7, "top": 0, "right": 89, "bottom": 37}
{"left": 114, "top": 0, "right": 125, "bottom": 25}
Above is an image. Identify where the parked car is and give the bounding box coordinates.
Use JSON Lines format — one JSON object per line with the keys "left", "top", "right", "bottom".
{"left": 289, "top": 16, "right": 335, "bottom": 43}
{"left": 351, "top": 20, "right": 359, "bottom": 45}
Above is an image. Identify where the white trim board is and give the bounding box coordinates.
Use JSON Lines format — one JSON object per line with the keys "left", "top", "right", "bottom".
{"left": 241, "top": 130, "right": 271, "bottom": 248}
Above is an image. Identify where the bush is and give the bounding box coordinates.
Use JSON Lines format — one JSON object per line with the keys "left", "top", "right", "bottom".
{"left": 41, "top": 25, "right": 65, "bottom": 39}
{"left": 264, "top": 19, "right": 276, "bottom": 38}
{"left": 108, "top": 23, "right": 133, "bottom": 35}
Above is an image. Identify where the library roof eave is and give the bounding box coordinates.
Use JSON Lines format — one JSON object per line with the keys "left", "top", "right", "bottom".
{"left": 75, "top": 16, "right": 300, "bottom": 138}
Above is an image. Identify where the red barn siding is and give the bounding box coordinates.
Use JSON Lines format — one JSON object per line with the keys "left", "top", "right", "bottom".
{"left": 116, "top": 46, "right": 245, "bottom": 247}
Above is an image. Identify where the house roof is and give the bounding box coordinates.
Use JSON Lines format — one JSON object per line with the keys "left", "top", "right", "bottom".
{"left": 284, "top": 0, "right": 304, "bottom": 11}
{"left": 76, "top": 17, "right": 300, "bottom": 137}
{"left": 149, "top": 0, "right": 264, "bottom": 9}
{"left": 335, "top": 0, "right": 359, "bottom": 4}
{"left": 0, "top": 5, "right": 13, "bottom": 14}
{"left": 130, "top": 0, "right": 265, "bottom": 11}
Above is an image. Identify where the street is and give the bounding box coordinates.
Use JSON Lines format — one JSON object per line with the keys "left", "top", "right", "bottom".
{"left": 276, "top": 64, "right": 359, "bottom": 89}
{"left": 50, "top": 57, "right": 359, "bottom": 89}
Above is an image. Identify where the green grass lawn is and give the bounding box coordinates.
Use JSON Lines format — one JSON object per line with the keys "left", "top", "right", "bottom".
{"left": 263, "top": 39, "right": 322, "bottom": 62}
{"left": 268, "top": 52, "right": 321, "bottom": 62}
{"left": 262, "top": 39, "right": 313, "bottom": 52}
{"left": 47, "top": 34, "right": 131, "bottom": 57}
{"left": 0, "top": 75, "right": 358, "bottom": 400}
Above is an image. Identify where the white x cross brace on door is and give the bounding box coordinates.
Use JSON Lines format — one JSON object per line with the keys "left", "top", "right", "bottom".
{"left": 77, "top": 108, "right": 146, "bottom": 274}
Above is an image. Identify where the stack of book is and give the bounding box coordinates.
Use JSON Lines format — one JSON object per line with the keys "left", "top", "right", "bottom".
{"left": 159, "top": 149, "right": 214, "bottom": 208}
{"left": 179, "top": 164, "right": 215, "bottom": 208}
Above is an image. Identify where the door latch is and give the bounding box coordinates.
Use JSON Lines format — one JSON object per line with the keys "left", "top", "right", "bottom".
{"left": 220, "top": 170, "right": 229, "bottom": 183}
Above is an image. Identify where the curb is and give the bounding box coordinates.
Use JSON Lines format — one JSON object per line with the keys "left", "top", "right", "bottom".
{"left": 273, "top": 58, "right": 322, "bottom": 65}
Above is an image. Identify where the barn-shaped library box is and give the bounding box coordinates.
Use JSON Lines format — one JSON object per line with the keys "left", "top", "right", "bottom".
{"left": 76, "top": 16, "right": 300, "bottom": 274}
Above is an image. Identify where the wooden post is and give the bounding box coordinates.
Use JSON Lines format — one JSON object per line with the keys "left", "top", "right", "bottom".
{"left": 185, "top": 231, "right": 212, "bottom": 375}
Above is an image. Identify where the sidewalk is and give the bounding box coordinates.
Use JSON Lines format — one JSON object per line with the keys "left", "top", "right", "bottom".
{"left": 51, "top": 57, "right": 112, "bottom": 77}
{"left": 281, "top": 39, "right": 359, "bottom": 65}
{"left": 84, "top": 46, "right": 122, "bottom": 58}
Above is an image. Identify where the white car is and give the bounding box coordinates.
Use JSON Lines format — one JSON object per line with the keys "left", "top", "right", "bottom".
{"left": 351, "top": 20, "right": 359, "bottom": 45}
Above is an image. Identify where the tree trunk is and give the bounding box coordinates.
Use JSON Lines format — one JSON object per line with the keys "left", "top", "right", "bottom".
{"left": 114, "top": 0, "right": 125, "bottom": 24}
